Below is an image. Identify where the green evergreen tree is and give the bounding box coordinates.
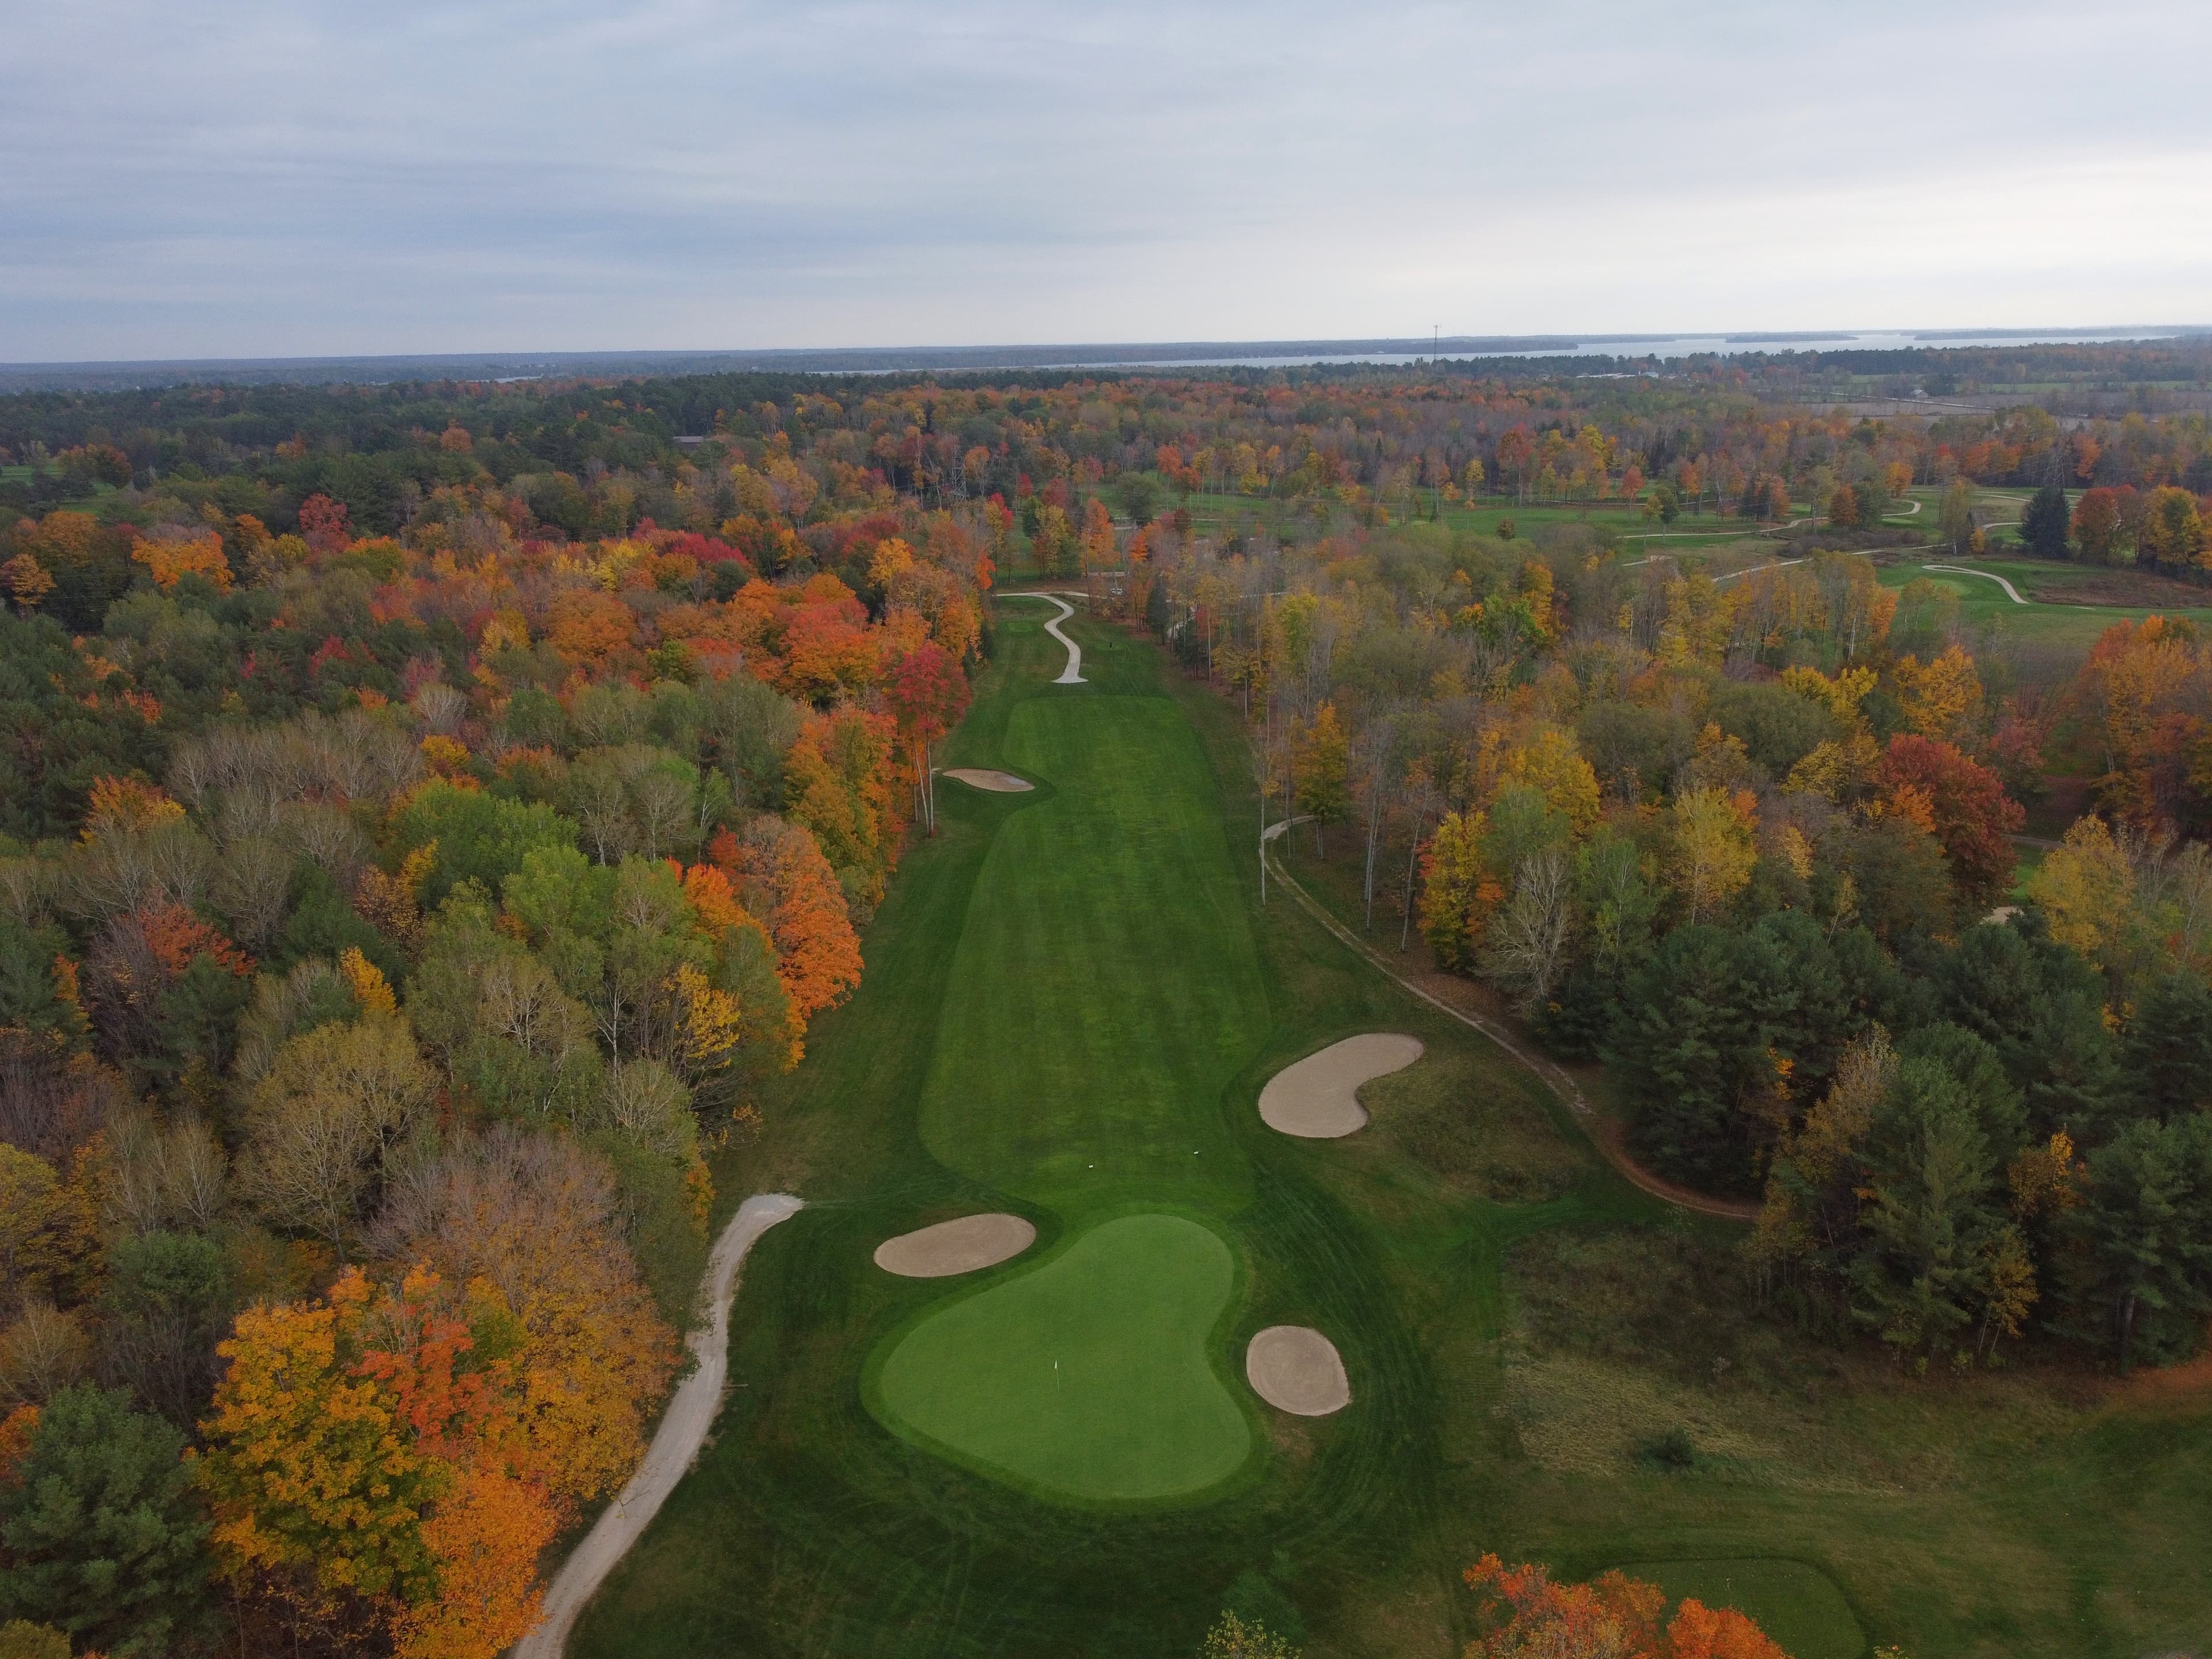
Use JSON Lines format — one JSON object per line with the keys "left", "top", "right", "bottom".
{"left": 2065, "top": 1114, "right": 2212, "bottom": 1368}
{"left": 2020, "top": 480, "right": 2073, "bottom": 559}
{"left": 0, "top": 1387, "right": 210, "bottom": 1656}
{"left": 1847, "top": 1055, "right": 2016, "bottom": 1361}
{"left": 2120, "top": 972, "right": 2212, "bottom": 1123}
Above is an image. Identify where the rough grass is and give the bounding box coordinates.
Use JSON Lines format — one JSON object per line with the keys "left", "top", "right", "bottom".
{"left": 1615, "top": 1559, "right": 1865, "bottom": 1659}
{"left": 1349, "top": 1045, "right": 1585, "bottom": 1206}
{"left": 1499, "top": 1226, "right": 2212, "bottom": 1658}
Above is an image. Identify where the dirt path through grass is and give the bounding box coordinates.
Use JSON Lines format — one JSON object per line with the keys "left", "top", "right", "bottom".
{"left": 1260, "top": 841, "right": 1758, "bottom": 1222}
{"left": 1001, "top": 590, "right": 1086, "bottom": 682}
{"left": 514, "top": 1192, "right": 802, "bottom": 1659}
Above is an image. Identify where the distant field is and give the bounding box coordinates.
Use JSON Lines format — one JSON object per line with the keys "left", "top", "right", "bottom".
{"left": 1887, "top": 550, "right": 2212, "bottom": 653}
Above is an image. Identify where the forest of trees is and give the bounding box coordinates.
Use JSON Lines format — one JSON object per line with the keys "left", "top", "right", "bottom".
{"left": 1126, "top": 474, "right": 2212, "bottom": 1384}
{"left": 0, "top": 384, "right": 989, "bottom": 1654}
{"left": 1, "top": 352, "right": 2210, "bottom": 1656}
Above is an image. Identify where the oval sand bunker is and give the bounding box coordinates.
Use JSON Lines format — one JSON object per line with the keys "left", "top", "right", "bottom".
{"left": 874, "top": 1213, "right": 1037, "bottom": 1278}
{"left": 942, "top": 768, "right": 1033, "bottom": 793}
{"left": 1246, "top": 1325, "right": 1350, "bottom": 1416}
{"left": 1258, "top": 1033, "right": 1423, "bottom": 1138}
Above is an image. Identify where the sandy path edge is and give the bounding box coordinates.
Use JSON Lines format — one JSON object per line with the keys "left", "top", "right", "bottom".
{"left": 1260, "top": 847, "right": 1758, "bottom": 1222}
{"left": 513, "top": 1192, "right": 804, "bottom": 1659}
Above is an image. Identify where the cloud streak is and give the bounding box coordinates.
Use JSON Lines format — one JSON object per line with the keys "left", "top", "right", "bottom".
{"left": 5, "top": 0, "right": 2209, "bottom": 358}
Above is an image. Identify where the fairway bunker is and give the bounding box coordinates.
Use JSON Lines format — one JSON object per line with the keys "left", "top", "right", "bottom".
{"left": 874, "top": 1213, "right": 1037, "bottom": 1278}
{"left": 1245, "top": 1325, "right": 1350, "bottom": 1416}
{"left": 1259, "top": 1033, "right": 1423, "bottom": 1138}
{"left": 942, "top": 767, "right": 1034, "bottom": 793}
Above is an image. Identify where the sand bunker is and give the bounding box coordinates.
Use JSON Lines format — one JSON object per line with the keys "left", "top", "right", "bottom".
{"left": 943, "top": 768, "right": 1035, "bottom": 793}
{"left": 1246, "top": 1325, "right": 1350, "bottom": 1416}
{"left": 874, "top": 1213, "right": 1037, "bottom": 1278}
{"left": 1258, "top": 1033, "right": 1423, "bottom": 1138}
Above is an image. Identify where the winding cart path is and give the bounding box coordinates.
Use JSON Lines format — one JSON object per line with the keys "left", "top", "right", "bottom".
{"left": 513, "top": 1193, "right": 802, "bottom": 1659}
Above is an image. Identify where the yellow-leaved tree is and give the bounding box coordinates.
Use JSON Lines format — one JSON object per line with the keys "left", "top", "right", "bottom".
{"left": 1668, "top": 787, "right": 1758, "bottom": 924}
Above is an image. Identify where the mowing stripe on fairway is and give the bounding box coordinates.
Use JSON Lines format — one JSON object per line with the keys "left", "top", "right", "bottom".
{"left": 918, "top": 692, "right": 1270, "bottom": 1211}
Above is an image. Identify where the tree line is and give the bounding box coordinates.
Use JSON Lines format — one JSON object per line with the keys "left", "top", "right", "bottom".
{"left": 1125, "top": 498, "right": 2212, "bottom": 1382}
{"left": 0, "top": 441, "right": 986, "bottom": 1654}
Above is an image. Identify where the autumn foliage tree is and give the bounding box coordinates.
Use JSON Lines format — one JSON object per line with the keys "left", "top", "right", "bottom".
{"left": 1876, "top": 735, "right": 2025, "bottom": 909}
{"left": 884, "top": 641, "right": 971, "bottom": 834}
{"left": 197, "top": 1262, "right": 575, "bottom": 1659}
{"left": 1463, "top": 1556, "right": 1787, "bottom": 1659}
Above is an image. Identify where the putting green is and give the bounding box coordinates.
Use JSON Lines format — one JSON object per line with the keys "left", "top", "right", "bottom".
{"left": 873, "top": 1214, "right": 1252, "bottom": 1503}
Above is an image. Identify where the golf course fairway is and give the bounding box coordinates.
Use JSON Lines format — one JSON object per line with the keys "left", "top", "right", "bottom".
{"left": 919, "top": 692, "right": 1269, "bottom": 1210}
{"left": 876, "top": 618, "right": 1273, "bottom": 1501}
{"left": 566, "top": 527, "right": 2212, "bottom": 1659}
{"left": 874, "top": 1213, "right": 1251, "bottom": 1502}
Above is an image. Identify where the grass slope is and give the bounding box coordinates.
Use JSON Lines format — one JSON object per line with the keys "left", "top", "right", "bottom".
{"left": 1615, "top": 1559, "right": 1864, "bottom": 1659}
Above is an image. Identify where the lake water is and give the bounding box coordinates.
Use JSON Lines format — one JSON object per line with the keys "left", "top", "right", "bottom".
{"left": 1041, "top": 328, "right": 2199, "bottom": 371}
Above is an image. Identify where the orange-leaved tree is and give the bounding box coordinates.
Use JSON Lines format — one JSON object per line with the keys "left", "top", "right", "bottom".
{"left": 1876, "top": 735, "right": 2024, "bottom": 909}
{"left": 199, "top": 1264, "right": 563, "bottom": 1659}
{"left": 885, "top": 639, "right": 970, "bottom": 834}
{"left": 1463, "top": 1556, "right": 1790, "bottom": 1659}
{"left": 785, "top": 705, "right": 902, "bottom": 908}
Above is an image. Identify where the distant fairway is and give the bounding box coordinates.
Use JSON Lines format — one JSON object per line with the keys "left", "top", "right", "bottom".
{"left": 918, "top": 692, "right": 1270, "bottom": 1211}
{"left": 874, "top": 1213, "right": 1251, "bottom": 1502}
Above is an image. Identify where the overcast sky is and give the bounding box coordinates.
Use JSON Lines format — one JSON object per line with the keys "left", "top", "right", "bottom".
{"left": 6, "top": 0, "right": 2210, "bottom": 361}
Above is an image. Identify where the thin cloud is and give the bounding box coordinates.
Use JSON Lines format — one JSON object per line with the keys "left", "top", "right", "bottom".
{"left": 3, "top": 0, "right": 2208, "bottom": 357}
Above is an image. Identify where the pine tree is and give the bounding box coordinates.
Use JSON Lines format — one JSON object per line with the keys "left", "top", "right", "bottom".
{"left": 2020, "top": 480, "right": 2072, "bottom": 559}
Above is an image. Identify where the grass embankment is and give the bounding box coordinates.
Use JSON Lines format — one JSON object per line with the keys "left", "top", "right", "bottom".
{"left": 575, "top": 613, "right": 2212, "bottom": 1659}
